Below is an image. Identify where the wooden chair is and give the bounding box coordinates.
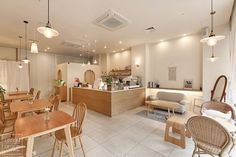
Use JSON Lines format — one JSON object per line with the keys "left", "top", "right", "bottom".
{"left": 211, "top": 75, "right": 227, "bottom": 102}
{"left": 187, "top": 116, "right": 233, "bottom": 157}
{"left": 51, "top": 102, "right": 87, "bottom": 157}
{"left": 0, "top": 104, "right": 15, "bottom": 135}
{"left": 29, "top": 88, "right": 34, "bottom": 95}
{"left": 201, "top": 101, "right": 235, "bottom": 119}
{"left": 50, "top": 95, "right": 61, "bottom": 112}
{"left": 0, "top": 120, "right": 26, "bottom": 156}
{"left": 34, "top": 91, "right": 40, "bottom": 100}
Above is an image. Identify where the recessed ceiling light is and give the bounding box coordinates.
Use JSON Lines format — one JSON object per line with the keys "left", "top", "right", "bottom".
{"left": 119, "top": 41, "right": 122, "bottom": 44}
{"left": 104, "top": 45, "right": 107, "bottom": 49}
{"left": 183, "top": 34, "right": 187, "bottom": 36}
{"left": 47, "top": 47, "right": 50, "bottom": 50}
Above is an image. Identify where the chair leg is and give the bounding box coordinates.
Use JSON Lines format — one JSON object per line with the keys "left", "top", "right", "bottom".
{"left": 51, "top": 139, "right": 57, "bottom": 157}
{"left": 59, "top": 142, "right": 63, "bottom": 157}
{"left": 79, "top": 136, "right": 86, "bottom": 157}
{"left": 192, "top": 145, "right": 197, "bottom": 157}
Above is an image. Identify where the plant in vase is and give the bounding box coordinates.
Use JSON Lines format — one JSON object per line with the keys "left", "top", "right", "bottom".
{"left": 0, "top": 85, "right": 6, "bottom": 101}
{"left": 106, "top": 75, "right": 112, "bottom": 91}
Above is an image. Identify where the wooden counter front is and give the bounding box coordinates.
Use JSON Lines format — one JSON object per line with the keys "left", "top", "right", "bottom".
{"left": 72, "top": 87, "right": 145, "bottom": 116}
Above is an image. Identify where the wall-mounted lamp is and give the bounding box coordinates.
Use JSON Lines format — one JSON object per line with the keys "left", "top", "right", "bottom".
{"left": 135, "top": 59, "right": 140, "bottom": 68}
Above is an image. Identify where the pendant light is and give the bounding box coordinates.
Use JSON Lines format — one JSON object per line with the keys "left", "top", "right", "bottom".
{"left": 22, "top": 21, "right": 30, "bottom": 64}
{"left": 37, "top": 0, "right": 59, "bottom": 38}
{"left": 18, "top": 36, "right": 23, "bottom": 69}
{"left": 208, "top": 46, "right": 218, "bottom": 62}
{"left": 30, "top": 26, "right": 39, "bottom": 53}
{"left": 200, "top": 0, "right": 225, "bottom": 46}
{"left": 30, "top": 41, "right": 38, "bottom": 53}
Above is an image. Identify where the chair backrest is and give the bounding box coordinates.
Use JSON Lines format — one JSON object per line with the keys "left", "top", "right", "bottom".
{"left": 211, "top": 75, "right": 227, "bottom": 102}
{"left": 34, "top": 90, "right": 40, "bottom": 100}
{"left": 72, "top": 103, "right": 87, "bottom": 132}
{"left": 0, "top": 104, "right": 5, "bottom": 123}
{"left": 187, "top": 116, "right": 231, "bottom": 155}
{"left": 201, "top": 101, "right": 235, "bottom": 119}
{"left": 29, "top": 88, "right": 34, "bottom": 95}
{"left": 52, "top": 95, "right": 61, "bottom": 111}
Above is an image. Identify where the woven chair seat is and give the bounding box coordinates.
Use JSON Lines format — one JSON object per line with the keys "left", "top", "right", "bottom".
{"left": 197, "top": 141, "right": 222, "bottom": 154}
{"left": 55, "top": 126, "right": 81, "bottom": 141}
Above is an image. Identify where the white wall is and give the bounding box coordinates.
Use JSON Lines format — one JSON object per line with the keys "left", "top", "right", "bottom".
{"left": 131, "top": 44, "right": 148, "bottom": 86}
{"left": 57, "top": 62, "right": 101, "bottom": 101}
{"left": 108, "top": 50, "right": 131, "bottom": 71}
{"left": 202, "top": 24, "right": 231, "bottom": 100}
{"left": 0, "top": 47, "right": 16, "bottom": 60}
{"left": 67, "top": 63, "right": 101, "bottom": 87}
{"left": 57, "top": 63, "right": 68, "bottom": 83}
{"left": 148, "top": 34, "right": 202, "bottom": 90}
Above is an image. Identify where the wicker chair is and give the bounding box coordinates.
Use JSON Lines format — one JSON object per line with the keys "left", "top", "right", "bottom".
{"left": 187, "top": 116, "right": 233, "bottom": 157}
{"left": 51, "top": 102, "right": 87, "bottom": 157}
{"left": 201, "top": 101, "right": 235, "bottom": 119}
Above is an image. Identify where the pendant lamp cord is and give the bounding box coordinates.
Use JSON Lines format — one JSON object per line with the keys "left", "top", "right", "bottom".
{"left": 48, "top": 0, "right": 50, "bottom": 24}
{"left": 211, "top": 46, "right": 215, "bottom": 57}
{"left": 24, "top": 21, "right": 28, "bottom": 59}
{"left": 19, "top": 36, "right": 22, "bottom": 62}
{"left": 210, "top": 0, "right": 216, "bottom": 34}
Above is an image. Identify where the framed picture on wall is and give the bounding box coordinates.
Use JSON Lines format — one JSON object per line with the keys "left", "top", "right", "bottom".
{"left": 183, "top": 80, "right": 193, "bottom": 89}
{"left": 168, "top": 67, "right": 176, "bottom": 81}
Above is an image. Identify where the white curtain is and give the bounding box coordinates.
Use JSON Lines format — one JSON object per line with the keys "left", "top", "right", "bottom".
{"left": 29, "top": 53, "right": 57, "bottom": 98}
{"left": 229, "top": 8, "right": 236, "bottom": 104}
{"left": 0, "top": 60, "right": 29, "bottom": 91}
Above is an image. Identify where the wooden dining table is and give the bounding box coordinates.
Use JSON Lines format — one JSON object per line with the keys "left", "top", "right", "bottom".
{"left": 14, "top": 111, "right": 76, "bottom": 157}
{"left": 10, "top": 99, "right": 53, "bottom": 118}
{"left": 7, "top": 91, "right": 28, "bottom": 96}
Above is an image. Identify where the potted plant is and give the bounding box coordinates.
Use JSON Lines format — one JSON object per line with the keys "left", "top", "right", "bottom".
{"left": 0, "top": 85, "right": 6, "bottom": 101}
{"left": 106, "top": 75, "right": 112, "bottom": 91}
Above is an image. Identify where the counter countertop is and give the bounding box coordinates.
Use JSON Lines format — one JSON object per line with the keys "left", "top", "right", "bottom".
{"left": 72, "top": 87, "right": 145, "bottom": 93}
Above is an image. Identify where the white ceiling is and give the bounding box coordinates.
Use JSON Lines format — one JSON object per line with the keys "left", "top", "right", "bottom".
{"left": 0, "top": 0, "right": 234, "bottom": 56}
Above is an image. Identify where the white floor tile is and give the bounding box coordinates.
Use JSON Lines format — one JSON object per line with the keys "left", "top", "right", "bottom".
{"left": 102, "top": 134, "right": 137, "bottom": 157}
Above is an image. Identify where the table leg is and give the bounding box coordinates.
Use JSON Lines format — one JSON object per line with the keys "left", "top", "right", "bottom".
{"left": 168, "top": 108, "right": 170, "bottom": 118}
{"left": 26, "top": 137, "right": 34, "bottom": 157}
{"left": 64, "top": 125, "right": 74, "bottom": 157}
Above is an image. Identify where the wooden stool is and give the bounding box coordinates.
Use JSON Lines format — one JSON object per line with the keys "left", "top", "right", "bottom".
{"left": 164, "top": 113, "right": 195, "bottom": 148}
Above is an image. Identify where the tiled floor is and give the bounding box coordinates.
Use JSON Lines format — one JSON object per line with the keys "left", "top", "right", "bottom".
{"left": 33, "top": 102, "right": 236, "bottom": 157}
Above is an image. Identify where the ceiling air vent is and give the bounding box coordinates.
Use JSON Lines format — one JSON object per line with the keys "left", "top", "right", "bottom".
{"left": 62, "top": 40, "right": 82, "bottom": 49}
{"left": 145, "top": 27, "right": 156, "bottom": 32}
{"left": 94, "top": 10, "right": 130, "bottom": 31}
